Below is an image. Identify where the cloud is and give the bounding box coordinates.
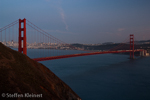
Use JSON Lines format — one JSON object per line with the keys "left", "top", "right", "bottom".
{"left": 58, "top": 7, "right": 69, "bottom": 30}
{"left": 118, "top": 28, "right": 125, "bottom": 31}
{"left": 46, "top": 0, "right": 69, "bottom": 30}
{"left": 44, "top": 29, "right": 76, "bottom": 35}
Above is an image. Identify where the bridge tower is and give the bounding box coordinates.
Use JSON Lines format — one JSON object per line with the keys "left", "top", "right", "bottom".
{"left": 130, "top": 34, "right": 134, "bottom": 59}
{"left": 18, "top": 18, "right": 27, "bottom": 55}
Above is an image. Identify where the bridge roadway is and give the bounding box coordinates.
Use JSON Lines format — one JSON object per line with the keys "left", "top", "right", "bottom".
{"left": 33, "top": 49, "right": 144, "bottom": 61}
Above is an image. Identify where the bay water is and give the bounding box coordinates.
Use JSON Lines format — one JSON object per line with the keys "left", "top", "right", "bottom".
{"left": 27, "top": 49, "right": 150, "bottom": 100}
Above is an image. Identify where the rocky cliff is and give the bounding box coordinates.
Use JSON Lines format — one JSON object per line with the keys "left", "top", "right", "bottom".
{"left": 0, "top": 42, "right": 81, "bottom": 100}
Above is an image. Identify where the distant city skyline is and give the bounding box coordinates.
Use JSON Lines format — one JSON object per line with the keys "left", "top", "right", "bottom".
{"left": 0, "top": 0, "right": 150, "bottom": 44}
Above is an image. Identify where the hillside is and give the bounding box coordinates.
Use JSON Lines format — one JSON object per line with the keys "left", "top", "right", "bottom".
{"left": 0, "top": 42, "right": 81, "bottom": 100}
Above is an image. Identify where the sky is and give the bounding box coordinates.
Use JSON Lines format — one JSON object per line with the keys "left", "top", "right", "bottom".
{"left": 0, "top": 0, "right": 150, "bottom": 44}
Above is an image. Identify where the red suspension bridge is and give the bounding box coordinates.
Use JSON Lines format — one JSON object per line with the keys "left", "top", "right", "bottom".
{"left": 0, "top": 18, "right": 144, "bottom": 61}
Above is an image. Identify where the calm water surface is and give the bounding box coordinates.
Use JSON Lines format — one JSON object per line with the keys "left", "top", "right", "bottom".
{"left": 27, "top": 49, "right": 150, "bottom": 100}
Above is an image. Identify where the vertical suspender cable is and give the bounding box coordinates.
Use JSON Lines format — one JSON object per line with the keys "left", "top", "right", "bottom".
{"left": 12, "top": 26, "right": 14, "bottom": 41}
{"left": 9, "top": 27, "right": 10, "bottom": 42}
{"left": 39, "top": 31, "right": 41, "bottom": 58}
{"left": 43, "top": 33, "right": 44, "bottom": 57}
{"left": 5, "top": 30, "right": 6, "bottom": 44}
{"left": 1, "top": 31, "right": 3, "bottom": 42}
{"left": 50, "top": 36, "right": 51, "bottom": 57}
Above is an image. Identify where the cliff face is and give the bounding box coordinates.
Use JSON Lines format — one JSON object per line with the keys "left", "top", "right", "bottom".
{"left": 0, "top": 42, "right": 81, "bottom": 100}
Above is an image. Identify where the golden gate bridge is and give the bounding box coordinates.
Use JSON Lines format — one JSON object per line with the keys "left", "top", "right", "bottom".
{"left": 0, "top": 18, "right": 145, "bottom": 61}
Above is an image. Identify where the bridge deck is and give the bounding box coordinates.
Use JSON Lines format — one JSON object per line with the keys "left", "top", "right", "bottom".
{"left": 33, "top": 49, "right": 143, "bottom": 61}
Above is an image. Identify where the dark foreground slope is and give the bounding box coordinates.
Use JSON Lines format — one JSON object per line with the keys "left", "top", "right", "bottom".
{"left": 0, "top": 42, "right": 81, "bottom": 100}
